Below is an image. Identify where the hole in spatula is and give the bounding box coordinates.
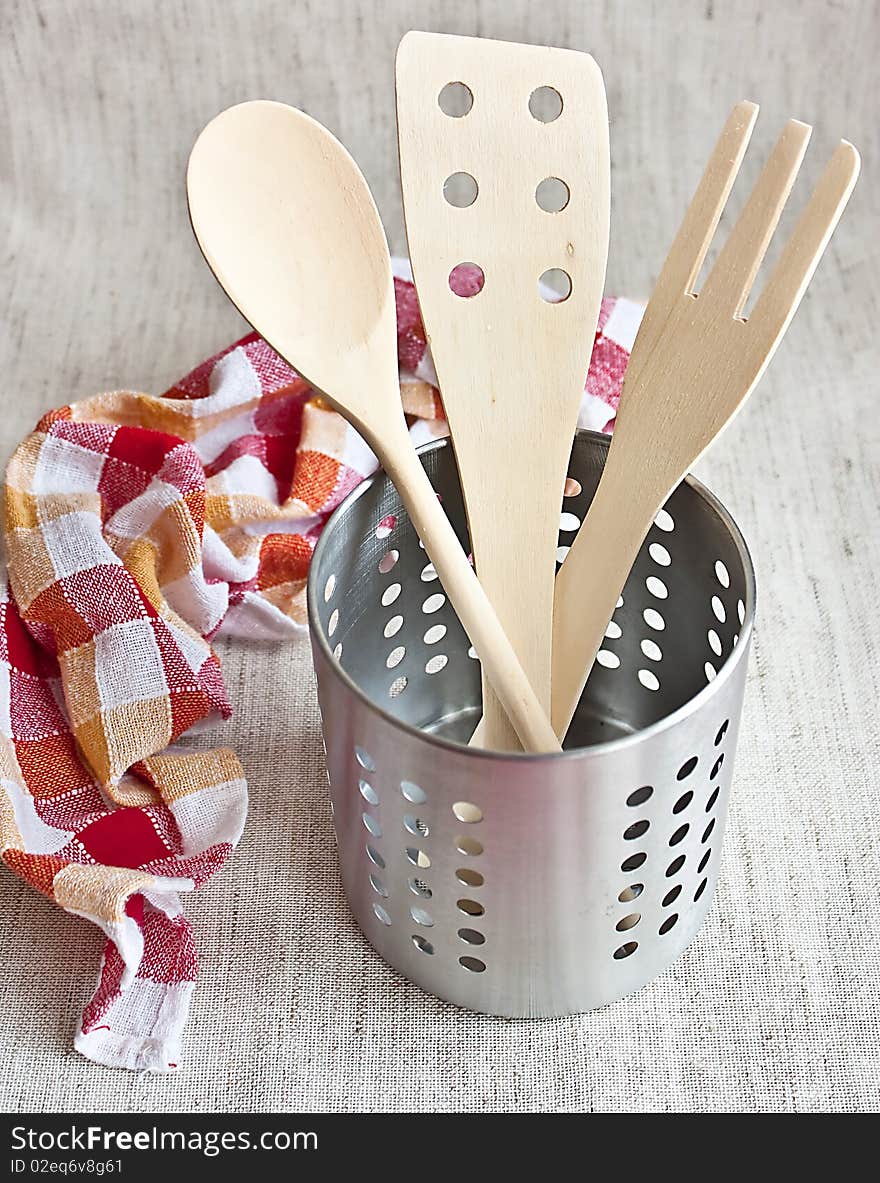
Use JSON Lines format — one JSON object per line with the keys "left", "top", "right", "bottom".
{"left": 449, "top": 263, "right": 485, "bottom": 297}
{"left": 538, "top": 268, "right": 572, "bottom": 303}
{"left": 443, "top": 172, "right": 478, "bottom": 207}
{"left": 535, "top": 177, "right": 570, "bottom": 212}
{"left": 438, "top": 81, "right": 473, "bottom": 117}
{"left": 529, "top": 86, "right": 563, "bottom": 122}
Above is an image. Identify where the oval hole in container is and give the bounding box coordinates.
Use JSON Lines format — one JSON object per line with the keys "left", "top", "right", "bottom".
{"left": 641, "top": 638, "right": 662, "bottom": 661}
{"left": 458, "top": 928, "right": 485, "bottom": 945}
{"left": 381, "top": 583, "right": 401, "bottom": 607}
{"left": 366, "top": 844, "right": 385, "bottom": 869}
{"left": 666, "top": 855, "right": 686, "bottom": 877}
{"left": 715, "top": 719, "right": 729, "bottom": 746}
{"left": 616, "top": 913, "right": 641, "bottom": 932}
{"left": 355, "top": 746, "right": 375, "bottom": 772}
{"left": 457, "top": 898, "right": 484, "bottom": 917}
{"left": 711, "top": 753, "right": 725, "bottom": 779}
{"left": 535, "top": 176, "right": 570, "bottom": 212}
{"left": 443, "top": 171, "right": 478, "bottom": 207}
{"left": 459, "top": 955, "right": 486, "bottom": 973}
{"left": 327, "top": 608, "right": 339, "bottom": 636}
{"left": 621, "top": 852, "right": 647, "bottom": 872}
{"left": 649, "top": 542, "right": 671, "bottom": 567}
{"left": 384, "top": 614, "right": 404, "bottom": 639}
{"left": 669, "top": 823, "right": 690, "bottom": 846}
{"left": 425, "top": 654, "right": 448, "bottom": 675}
{"left": 698, "top": 848, "right": 712, "bottom": 874}
{"left": 358, "top": 780, "right": 379, "bottom": 806}
{"left": 404, "top": 815, "right": 429, "bottom": 837}
{"left": 362, "top": 812, "right": 381, "bottom": 837}
{"left": 712, "top": 595, "right": 727, "bottom": 623}
{"left": 619, "top": 884, "right": 644, "bottom": 902}
{"left": 605, "top": 620, "right": 622, "bottom": 640}
{"left": 673, "top": 790, "right": 693, "bottom": 814}
{"left": 323, "top": 573, "right": 336, "bottom": 602}
{"left": 643, "top": 608, "right": 665, "bottom": 631}
{"left": 386, "top": 646, "right": 405, "bottom": 669}
{"left": 706, "top": 786, "right": 720, "bottom": 813}
{"left": 715, "top": 559, "right": 730, "bottom": 588}
{"left": 677, "top": 756, "right": 698, "bottom": 781}
{"left": 448, "top": 263, "right": 485, "bottom": 297}
{"left": 638, "top": 669, "right": 660, "bottom": 691}
{"left": 662, "top": 884, "right": 682, "bottom": 907}
{"left": 375, "top": 514, "right": 396, "bottom": 540}
{"left": 389, "top": 676, "right": 408, "bottom": 698}
{"left": 529, "top": 85, "right": 563, "bottom": 121}
{"left": 564, "top": 477, "right": 582, "bottom": 497}
{"left": 539, "top": 268, "right": 572, "bottom": 303}
{"left": 702, "top": 818, "right": 716, "bottom": 843}
{"left": 613, "top": 941, "right": 638, "bottom": 960}
{"left": 453, "top": 801, "right": 482, "bottom": 824}
{"left": 410, "top": 906, "right": 434, "bottom": 927}
{"left": 409, "top": 877, "right": 432, "bottom": 899}
{"left": 456, "top": 835, "right": 483, "bottom": 857}
{"left": 654, "top": 509, "right": 675, "bottom": 532}
{"left": 378, "top": 550, "right": 399, "bottom": 574}
{"left": 627, "top": 785, "right": 653, "bottom": 807}
{"left": 596, "top": 649, "right": 620, "bottom": 669}
{"left": 422, "top": 593, "right": 446, "bottom": 614}
{"left": 369, "top": 873, "right": 387, "bottom": 897}
{"left": 406, "top": 848, "right": 431, "bottom": 868}
{"left": 456, "top": 867, "right": 484, "bottom": 888}
{"left": 646, "top": 576, "right": 668, "bottom": 600}
{"left": 400, "top": 780, "right": 426, "bottom": 804}
{"left": 438, "top": 81, "right": 473, "bottom": 116}
{"left": 659, "top": 913, "right": 679, "bottom": 935}
{"left": 423, "top": 624, "right": 447, "bottom": 645}
{"left": 372, "top": 902, "right": 391, "bottom": 926}
{"left": 624, "top": 820, "right": 649, "bottom": 841}
{"left": 412, "top": 934, "right": 435, "bottom": 954}
{"left": 694, "top": 878, "right": 708, "bottom": 901}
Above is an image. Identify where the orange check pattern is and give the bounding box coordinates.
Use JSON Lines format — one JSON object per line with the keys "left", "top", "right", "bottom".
{"left": 0, "top": 260, "right": 640, "bottom": 1071}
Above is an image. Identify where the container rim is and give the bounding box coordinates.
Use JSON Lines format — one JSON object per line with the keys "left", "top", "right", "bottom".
{"left": 307, "top": 431, "right": 756, "bottom": 763}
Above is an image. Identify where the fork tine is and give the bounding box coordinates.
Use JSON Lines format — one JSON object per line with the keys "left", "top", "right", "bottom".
{"left": 627, "top": 102, "right": 758, "bottom": 381}
{"left": 702, "top": 119, "right": 812, "bottom": 316}
{"left": 749, "top": 140, "right": 860, "bottom": 351}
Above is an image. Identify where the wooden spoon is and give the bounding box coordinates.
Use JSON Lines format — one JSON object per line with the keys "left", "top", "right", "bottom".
{"left": 186, "top": 100, "right": 559, "bottom": 752}
{"left": 551, "top": 101, "right": 860, "bottom": 739}
{"left": 396, "top": 31, "right": 609, "bottom": 750}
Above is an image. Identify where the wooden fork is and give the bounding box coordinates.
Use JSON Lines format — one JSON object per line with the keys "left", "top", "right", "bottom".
{"left": 551, "top": 101, "right": 860, "bottom": 740}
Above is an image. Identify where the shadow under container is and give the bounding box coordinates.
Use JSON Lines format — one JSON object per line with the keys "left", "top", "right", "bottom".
{"left": 308, "top": 430, "right": 755, "bottom": 1016}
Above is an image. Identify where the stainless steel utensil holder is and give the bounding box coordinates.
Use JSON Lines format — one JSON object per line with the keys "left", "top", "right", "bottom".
{"left": 308, "top": 430, "right": 755, "bottom": 1016}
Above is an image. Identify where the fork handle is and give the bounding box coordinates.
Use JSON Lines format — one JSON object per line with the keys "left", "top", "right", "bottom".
{"left": 551, "top": 471, "right": 657, "bottom": 739}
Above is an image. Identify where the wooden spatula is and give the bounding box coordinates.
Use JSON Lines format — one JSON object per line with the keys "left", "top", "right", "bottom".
{"left": 187, "top": 100, "right": 559, "bottom": 752}
{"left": 396, "top": 31, "right": 610, "bottom": 750}
{"left": 551, "top": 101, "right": 860, "bottom": 739}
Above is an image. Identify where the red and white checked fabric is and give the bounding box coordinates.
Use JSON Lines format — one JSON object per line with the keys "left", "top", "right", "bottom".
{"left": 0, "top": 259, "right": 642, "bottom": 1071}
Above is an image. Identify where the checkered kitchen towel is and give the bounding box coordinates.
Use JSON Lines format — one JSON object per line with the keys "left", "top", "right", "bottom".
{"left": 0, "top": 260, "right": 642, "bottom": 1071}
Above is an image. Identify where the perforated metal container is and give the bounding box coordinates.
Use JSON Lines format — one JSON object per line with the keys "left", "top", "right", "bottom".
{"left": 308, "top": 431, "right": 754, "bottom": 1016}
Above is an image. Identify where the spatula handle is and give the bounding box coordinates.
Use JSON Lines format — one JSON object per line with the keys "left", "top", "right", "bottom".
{"left": 382, "top": 438, "right": 561, "bottom": 753}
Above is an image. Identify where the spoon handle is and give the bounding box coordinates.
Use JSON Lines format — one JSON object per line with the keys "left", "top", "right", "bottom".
{"left": 381, "top": 434, "right": 561, "bottom": 753}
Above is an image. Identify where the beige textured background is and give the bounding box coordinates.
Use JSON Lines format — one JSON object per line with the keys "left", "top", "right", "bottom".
{"left": 1, "top": 0, "right": 878, "bottom": 1112}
